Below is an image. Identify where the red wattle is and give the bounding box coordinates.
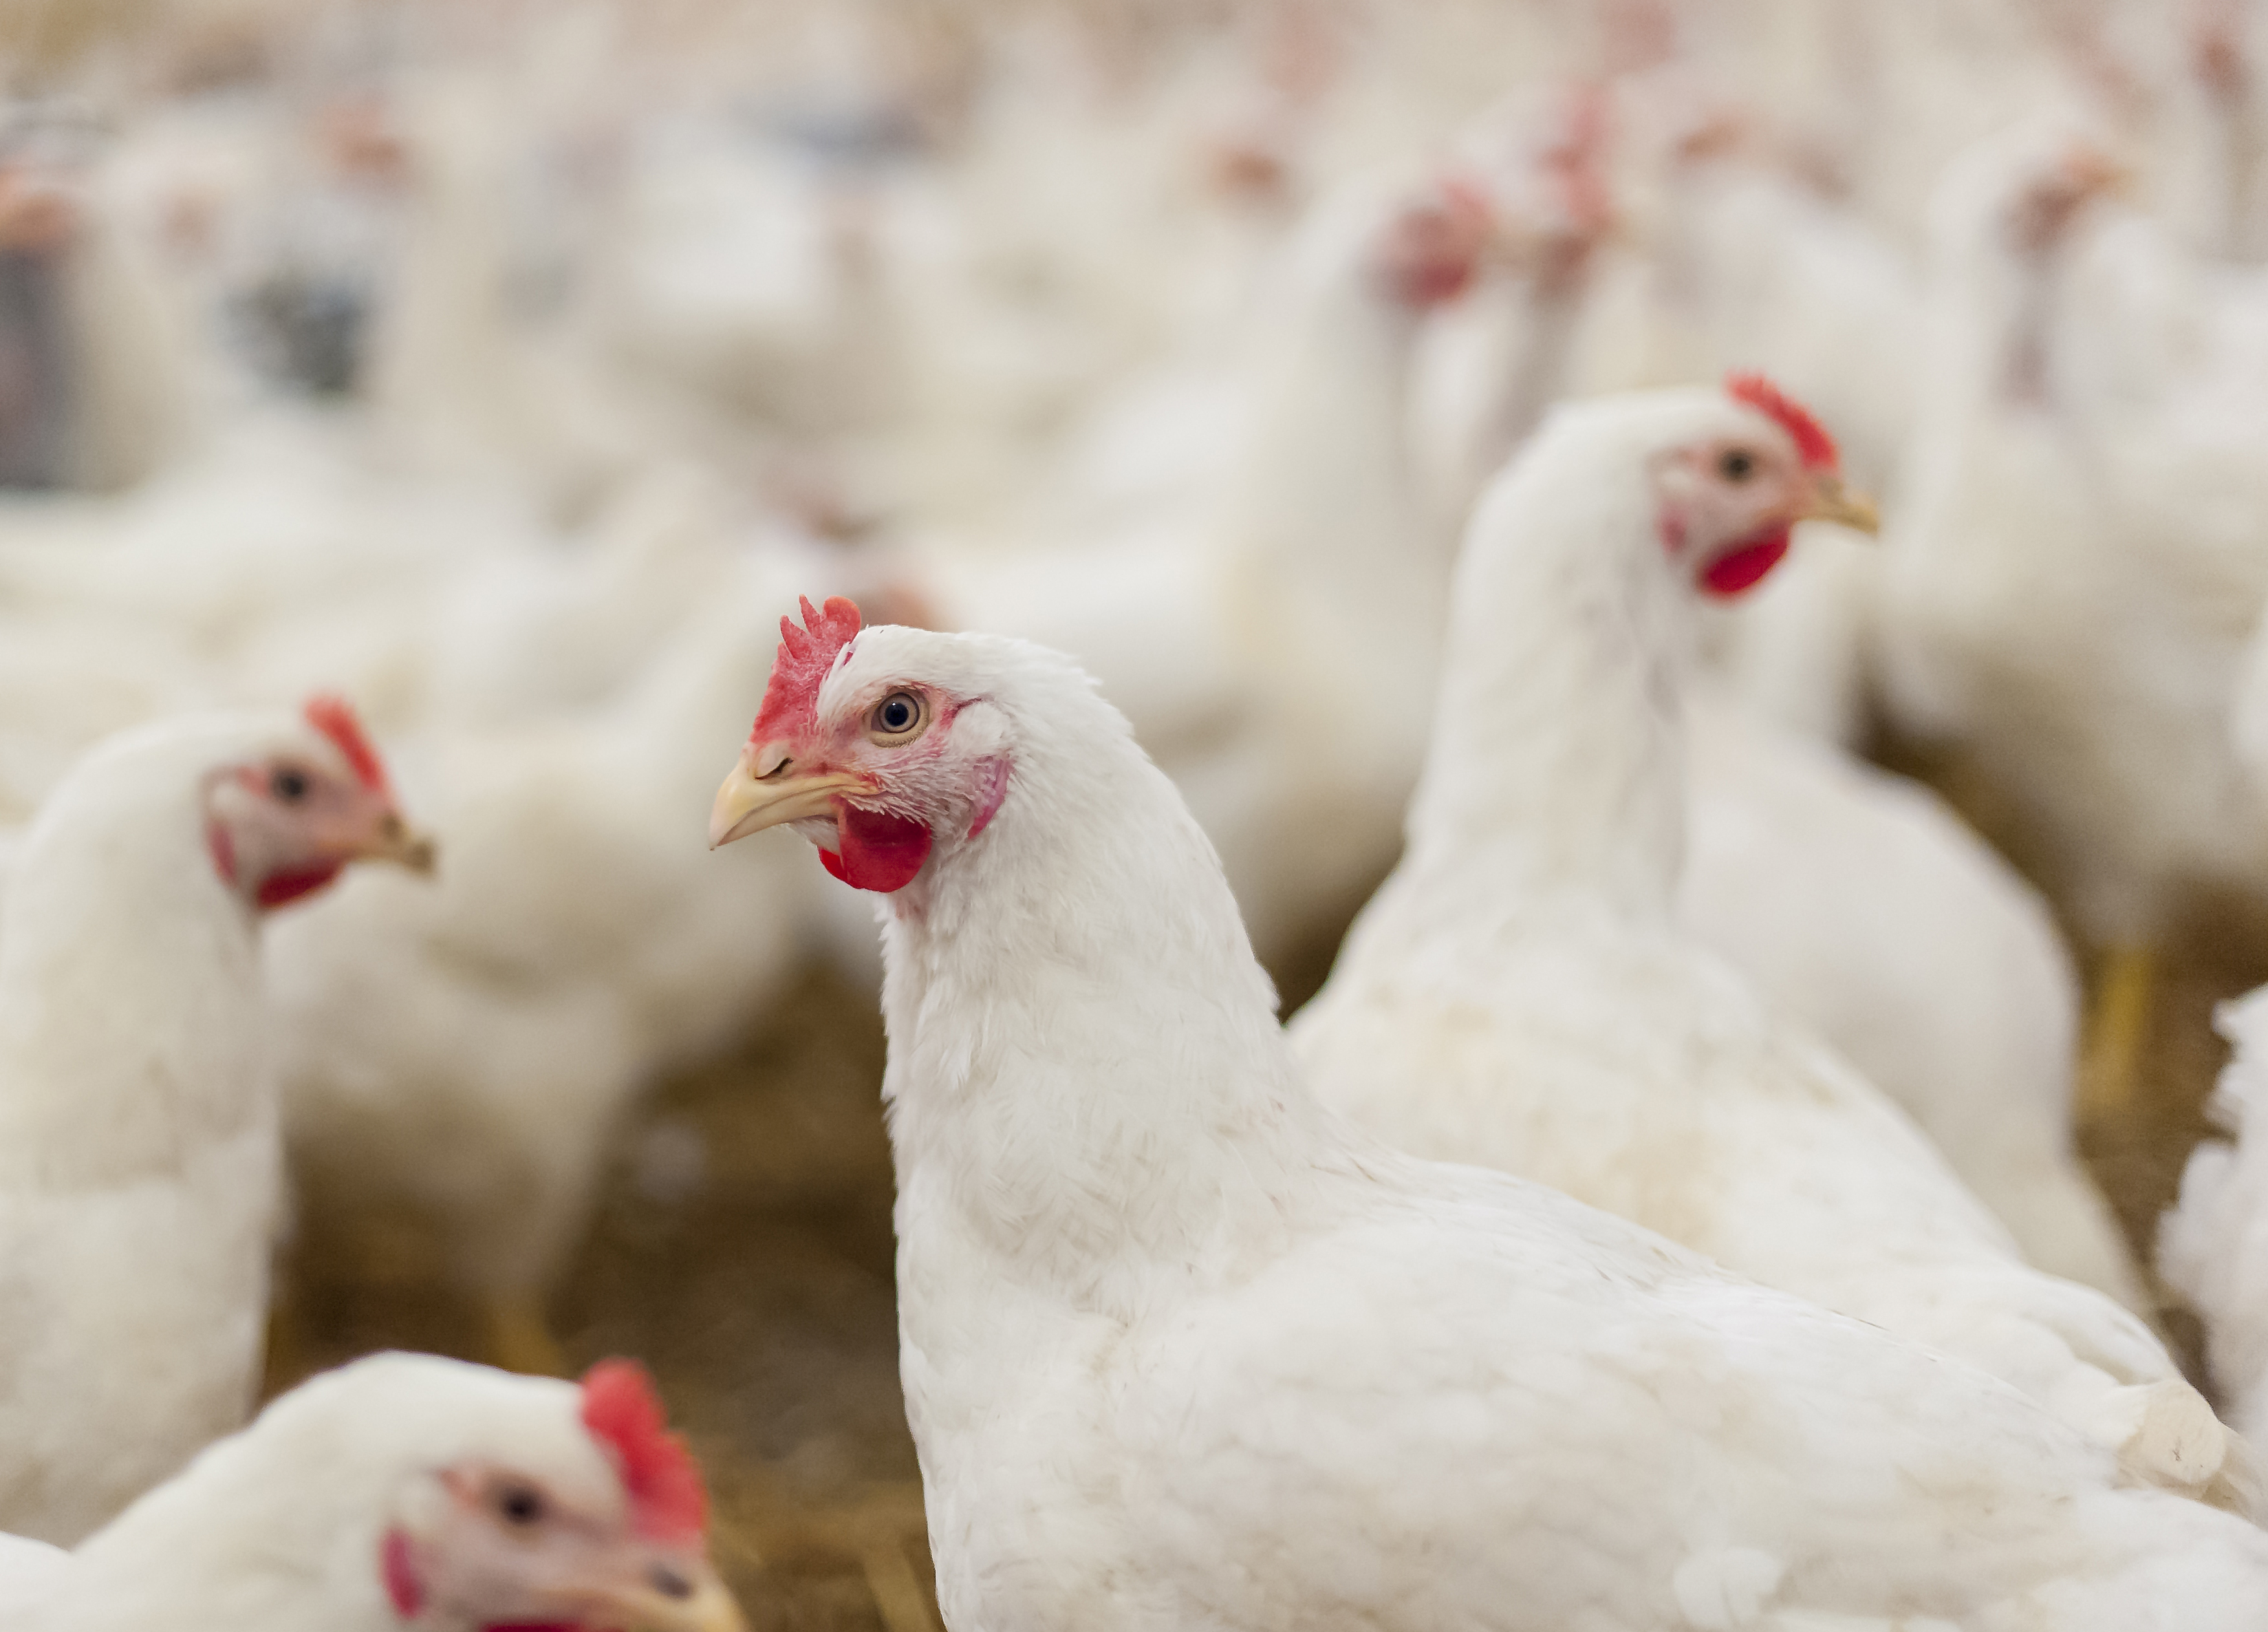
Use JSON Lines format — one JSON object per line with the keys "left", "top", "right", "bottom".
{"left": 823, "top": 805, "right": 933, "bottom": 893}
{"left": 1700, "top": 527, "right": 1791, "bottom": 597}
{"left": 255, "top": 861, "right": 346, "bottom": 910}
{"left": 380, "top": 1529, "right": 424, "bottom": 1619}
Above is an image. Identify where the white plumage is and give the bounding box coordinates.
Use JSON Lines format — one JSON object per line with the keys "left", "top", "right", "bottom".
{"left": 0, "top": 707, "right": 429, "bottom": 1543}
{"left": 1290, "top": 387, "right": 2218, "bottom": 1490}
{"left": 1680, "top": 690, "right": 2141, "bottom": 1307}
{"left": 3, "top": 1351, "right": 742, "bottom": 1632}
{"left": 709, "top": 610, "right": 2268, "bottom": 1632}
{"left": 269, "top": 546, "right": 841, "bottom": 1355}
{"left": 919, "top": 163, "right": 1485, "bottom": 961}
{"left": 1879, "top": 117, "right": 2268, "bottom": 947}
{"left": 2163, "top": 985, "right": 2268, "bottom": 1441}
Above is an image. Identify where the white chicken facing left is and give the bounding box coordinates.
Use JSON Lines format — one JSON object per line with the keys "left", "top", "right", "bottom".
{"left": 709, "top": 597, "right": 2268, "bottom": 1632}
{"left": 0, "top": 698, "right": 434, "bottom": 1545}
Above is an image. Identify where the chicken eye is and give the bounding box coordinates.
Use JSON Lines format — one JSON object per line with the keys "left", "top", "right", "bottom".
{"left": 869, "top": 691, "right": 925, "bottom": 742}
{"left": 495, "top": 1483, "right": 546, "bottom": 1526}
{"left": 271, "top": 768, "right": 310, "bottom": 803}
{"left": 1718, "top": 448, "right": 1756, "bottom": 482}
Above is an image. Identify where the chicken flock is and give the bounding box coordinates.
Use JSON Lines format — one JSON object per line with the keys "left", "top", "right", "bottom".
{"left": 8, "top": 0, "right": 2268, "bottom": 1625}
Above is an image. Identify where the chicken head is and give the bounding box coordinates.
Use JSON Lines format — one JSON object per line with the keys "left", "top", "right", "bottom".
{"left": 202, "top": 693, "right": 435, "bottom": 910}
{"left": 1651, "top": 372, "right": 1877, "bottom": 598}
{"left": 709, "top": 596, "right": 1011, "bottom": 894}
{"left": 378, "top": 1360, "right": 742, "bottom": 1632}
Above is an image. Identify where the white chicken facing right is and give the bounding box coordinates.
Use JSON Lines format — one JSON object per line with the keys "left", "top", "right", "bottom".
{"left": 0, "top": 700, "right": 434, "bottom": 1545}
{"left": 1288, "top": 379, "right": 2230, "bottom": 1501}
{"left": 1879, "top": 121, "right": 2268, "bottom": 1113}
{"left": 1, "top": 1352, "right": 746, "bottom": 1632}
{"left": 707, "top": 597, "right": 2268, "bottom": 1632}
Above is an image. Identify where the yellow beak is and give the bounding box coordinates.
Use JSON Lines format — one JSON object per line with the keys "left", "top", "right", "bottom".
{"left": 708, "top": 749, "right": 867, "bottom": 850}
{"left": 364, "top": 810, "right": 438, "bottom": 875}
{"left": 1804, "top": 473, "right": 1879, "bottom": 537}
{"left": 576, "top": 1553, "right": 750, "bottom": 1632}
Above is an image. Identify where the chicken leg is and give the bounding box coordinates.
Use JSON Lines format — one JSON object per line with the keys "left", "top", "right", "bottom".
{"left": 2080, "top": 943, "right": 2157, "bottom": 1129}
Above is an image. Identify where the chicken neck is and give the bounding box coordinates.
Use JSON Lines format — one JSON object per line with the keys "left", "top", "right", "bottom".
{"left": 875, "top": 685, "right": 1352, "bottom": 1320}
{"left": 1226, "top": 215, "right": 1451, "bottom": 671}
{"left": 0, "top": 734, "right": 270, "bottom": 1191}
{"left": 1394, "top": 415, "right": 1692, "bottom": 920}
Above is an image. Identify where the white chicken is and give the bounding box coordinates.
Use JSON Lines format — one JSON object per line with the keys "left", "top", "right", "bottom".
{"left": 1879, "top": 118, "right": 2268, "bottom": 1110}
{"left": 267, "top": 546, "right": 844, "bottom": 1371}
{"left": 1416, "top": 86, "right": 2135, "bottom": 1305}
{"left": 2163, "top": 984, "right": 2268, "bottom": 1439}
{"left": 1, "top": 1351, "right": 745, "bottom": 1632}
{"left": 0, "top": 134, "right": 192, "bottom": 493}
{"left": 1288, "top": 381, "right": 2220, "bottom": 1490}
{"left": 707, "top": 600, "right": 2268, "bottom": 1632}
{"left": 920, "top": 162, "right": 1492, "bottom": 962}
{"left": 0, "top": 699, "right": 433, "bottom": 1544}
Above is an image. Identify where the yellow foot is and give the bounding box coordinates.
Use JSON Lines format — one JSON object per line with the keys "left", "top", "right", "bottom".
{"left": 2080, "top": 942, "right": 2157, "bottom": 1129}
{"left": 482, "top": 1298, "right": 567, "bottom": 1377}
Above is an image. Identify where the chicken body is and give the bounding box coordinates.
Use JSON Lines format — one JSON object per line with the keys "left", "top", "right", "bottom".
{"left": 1680, "top": 691, "right": 2141, "bottom": 1305}
{"left": 1879, "top": 121, "right": 2268, "bottom": 946}
{"left": 1291, "top": 389, "right": 2220, "bottom": 1492}
{"left": 1399, "top": 110, "right": 2117, "bottom": 1278}
{"left": 709, "top": 613, "right": 2268, "bottom": 1632}
{"left": 919, "top": 166, "right": 1474, "bottom": 963}
{"left": 270, "top": 548, "right": 834, "bottom": 1336}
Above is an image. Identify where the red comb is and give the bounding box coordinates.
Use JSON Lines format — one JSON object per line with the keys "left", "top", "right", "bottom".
{"left": 1725, "top": 372, "right": 1837, "bottom": 470}
{"left": 751, "top": 596, "right": 863, "bottom": 745}
{"left": 303, "top": 694, "right": 389, "bottom": 794}
{"left": 579, "top": 1359, "right": 708, "bottom": 1543}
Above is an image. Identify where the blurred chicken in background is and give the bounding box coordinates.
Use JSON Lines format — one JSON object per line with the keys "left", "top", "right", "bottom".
{"left": 0, "top": 0, "right": 2265, "bottom": 1624}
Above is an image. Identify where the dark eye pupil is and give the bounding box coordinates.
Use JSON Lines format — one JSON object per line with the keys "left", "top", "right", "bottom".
{"left": 272, "top": 770, "right": 308, "bottom": 802}
{"left": 1722, "top": 450, "right": 1754, "bottom": 480}
{"left": 883, "top": 700, "right": 911, "bottom": 729}
{"left": 499, "top": 1486, "right": 544, "bottom": 1524}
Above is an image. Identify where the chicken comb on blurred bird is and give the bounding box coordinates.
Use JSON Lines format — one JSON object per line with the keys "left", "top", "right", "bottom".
{"left": 1725, "top": 370, "right": 1839, "bottom": 470}
{"left": 579, "top": 1359, "right": 709, "bottom": 1544}
{"left": 303, "top": 691, "right": 394, "bottom": 795}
